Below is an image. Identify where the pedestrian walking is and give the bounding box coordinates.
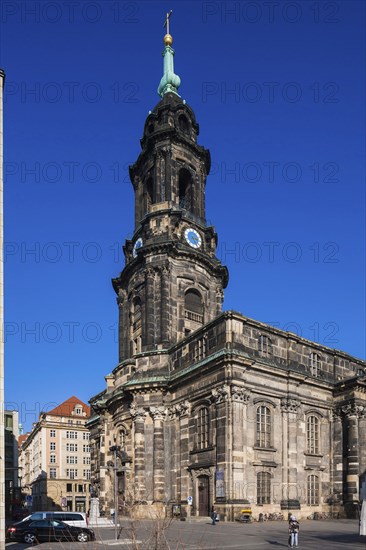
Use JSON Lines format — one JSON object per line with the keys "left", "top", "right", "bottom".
{"left": 288, "top": 515, "right": 300, "bottom": 548}
{"left": 211, "top": 508, "right": 218, "bottom": 525}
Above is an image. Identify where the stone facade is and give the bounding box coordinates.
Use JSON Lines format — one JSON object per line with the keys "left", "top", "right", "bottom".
{"left": 19, "top": 397, "right": 91, "bottom": 513}
{"left": 88, "top": 91, "right": 366, "bottom": 521}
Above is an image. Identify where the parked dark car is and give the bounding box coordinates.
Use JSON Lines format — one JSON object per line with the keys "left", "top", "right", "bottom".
{"left": 7, "top": 518, "right": 95, "bottom": 544}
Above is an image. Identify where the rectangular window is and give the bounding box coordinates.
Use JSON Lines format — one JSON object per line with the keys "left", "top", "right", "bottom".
{"left": 50, "top": 442, "right": 56, "bottom": 451}
{"left": 49, "top": 468, "right": 57, "bottom": 479}
{"left": 83, "top": 432, "right": 90, "bottom": 440}
{"left": 50, "top": 429, "right": 56, "bottom": 437}
{"left": 66, "top": 469, "right": 77, "bottom": 479}
{"left": 66, "top": 483, "right": 72, "bottom": 492}
{"left": 257, "top": 472, "right": 271, "bottom": 505}
{"left": 197, "top": 408, "right": 209, "bottom": 450}
{"left": 256, "top": 406, "right": 271, "bottom": 448}
{"left": 83, "top": 470, "right": 91, "bottom": 480}
{"left": 83, "top": 456, "right": 91, "bottom": 465}
{"left": 50, "top": 455, "right": 56, "bottom": 464}
{"left": 66, "top": 431, "right": 78, "bottom": 439}
{"left": 307, "top": 416, "right": 320, "bottom": 454}
{"left": 83, "top": 444, "right": 90, "bottom": 453}
{"left": 66, "top": 456, "right": 77, "bottom": 464}
{"left": 307, "top": 475, "right": 319, "bottom": 505}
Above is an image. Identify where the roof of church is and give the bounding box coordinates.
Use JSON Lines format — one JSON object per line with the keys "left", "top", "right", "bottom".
{"left": 47, "top": 396, "right": 90, "bottom": 417}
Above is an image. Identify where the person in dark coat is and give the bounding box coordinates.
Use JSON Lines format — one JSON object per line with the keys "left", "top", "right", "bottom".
{"left": 288, "top": 515, "right": 299, "bottom": 548}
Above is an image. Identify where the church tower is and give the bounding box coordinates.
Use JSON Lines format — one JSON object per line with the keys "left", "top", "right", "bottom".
{"left": 113, "top": 23, "right": 228, "bottom": 363}
{"left": 89, "top": 16, "right": 366, "bottom": 523}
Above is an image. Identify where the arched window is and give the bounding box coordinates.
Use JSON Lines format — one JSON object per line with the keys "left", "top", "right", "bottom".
{"left": 258, "top": 335, "right": 272, "bottom": 357}
{"left": 257, "top": 472, "right": 271, "bottom": 505}
{"left": 185, "top": 289, "right": 203, "bottom": 325}
{"left": 196, "top": 407, "right": 209, "bottom": 450}
{"left": 146, "top": 176, "right": 154, "bottom": 210}
{"left": 185, "top": 289, "right": 203, "bottom": 321}
{"left": 309, "top": 353, "right": 321, "bottom": 377}
{"left": 306, "top": 415, "right": 320, "bottom": 454}
{"left": 307, "top": 474, "right": 319, "bottom": 505}
{"left": 118, "top": 428, "right": 126, "bottom": 448}
{"left": 256, "top": 405, "right": 271, "bottom": 448}
{"left": 179, "top": 168, "right": 193, "bottom": 211}
{"left": 131, "top": 297, "right": 142, "bottom": 355}
{"left": 178, "top": 114, "right": 190, "bottom": 134}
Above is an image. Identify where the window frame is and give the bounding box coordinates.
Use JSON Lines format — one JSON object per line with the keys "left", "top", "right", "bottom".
{"left": 306, "top": 415, "right": 320, "bottom": 455}
{"left": 309, "top": 352, "right": 321, "bottom": 377}
{"left": 307, "top": 474, "right": 320, "bottom": 505}
{"left": 257, "top": 471, "right": 271, "bottom": 505}
{"left": 258, "top": 335, "right": 272, "bottom": 357}
{"left": 256, "top": 405, "right": 272, "bottom": 448}
{"left": 196, "top": 406, "right": 209, "bottom": 450}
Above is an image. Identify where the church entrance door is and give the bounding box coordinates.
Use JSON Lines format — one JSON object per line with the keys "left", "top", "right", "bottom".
{"left": 198, "top": 476, "right": 210, "bottom": 516}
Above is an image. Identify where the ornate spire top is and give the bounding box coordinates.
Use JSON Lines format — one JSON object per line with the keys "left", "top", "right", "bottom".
{"left": 158, "top": 10, "right": 181, "bottom": 98}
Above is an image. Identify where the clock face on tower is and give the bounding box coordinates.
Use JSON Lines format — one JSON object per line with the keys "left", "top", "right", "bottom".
{"left": 133, "top": 237, "right": 143, "bottom": 258}
{"left": 184, "top": 227, "right": 202, "bottom": 249}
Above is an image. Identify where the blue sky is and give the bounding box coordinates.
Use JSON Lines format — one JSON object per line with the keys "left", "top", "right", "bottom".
{"left": 1, "top": 0, "right": 365, "bottom": 431}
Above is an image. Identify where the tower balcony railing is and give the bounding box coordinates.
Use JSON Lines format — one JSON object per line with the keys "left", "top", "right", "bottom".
{"left": 185, "top": 310, "right": 203, "bottom": 323}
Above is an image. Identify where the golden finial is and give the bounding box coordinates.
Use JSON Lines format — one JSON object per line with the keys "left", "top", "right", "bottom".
{"left": 163, "top": 10, "right": 173, "bottom": 46}
{"left": 164, "top": 34, "right": 173, "bottom": 46}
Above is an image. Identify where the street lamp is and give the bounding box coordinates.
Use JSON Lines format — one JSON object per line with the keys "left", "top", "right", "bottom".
{"left": 109, "top": 445, "right": 120, "bottom": 541}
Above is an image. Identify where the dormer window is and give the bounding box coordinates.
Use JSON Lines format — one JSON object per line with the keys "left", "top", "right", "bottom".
{"left": 258, "top": 335, "right": 272, "bottom": 357}
{"left": 309, "top": 352, "right": 321, "bottom": 377}
{"left": 75, "top": 406, "right": 82, "bottom": 415}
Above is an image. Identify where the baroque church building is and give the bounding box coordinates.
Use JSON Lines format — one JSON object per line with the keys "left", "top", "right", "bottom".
{"left": 88, "top": 26, "right": 366, "bottom": 521}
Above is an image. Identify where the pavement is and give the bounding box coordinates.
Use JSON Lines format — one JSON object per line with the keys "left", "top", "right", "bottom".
{"left": 5, "top": 518, "right": 365, "bottom": 549}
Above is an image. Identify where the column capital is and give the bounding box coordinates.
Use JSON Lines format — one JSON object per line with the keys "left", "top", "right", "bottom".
{"left": 280, "top": 397, "right": 301, "bottom": 414}
{"left": 231, "top": 385, "right": 250, "bottom": 403}
{"left": 341, "top": 403, "right": 366, "bottom": 419}
{"left": 130, "top": 406, "right": 147, "bottom": 423}
{"left": 168, "top": 401, "right": 190, "bottom": 419}
{"left": 150, "top": 406, "right": 166, "bottom": 421}
{"left": 211, "top": 384, "right": 230, "bottom": 405}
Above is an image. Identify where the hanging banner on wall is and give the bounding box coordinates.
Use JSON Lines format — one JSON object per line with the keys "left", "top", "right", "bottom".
{"left": 215, "top": 470, "right": 225, "bottom": 498}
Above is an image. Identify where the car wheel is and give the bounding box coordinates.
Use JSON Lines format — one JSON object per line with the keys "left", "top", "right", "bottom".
{"left": 77, "top": 532, "right": 89, "bottom": 543}
{"left": 24, "top": 533, "right": 37, "bottom": 544}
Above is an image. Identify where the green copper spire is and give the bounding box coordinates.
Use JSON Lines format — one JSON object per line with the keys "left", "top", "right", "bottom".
{"left": 158, "top": 10, "right": 181, "bottom": 98}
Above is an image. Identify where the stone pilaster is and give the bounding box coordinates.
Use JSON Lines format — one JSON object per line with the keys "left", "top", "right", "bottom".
{"left": 150, "top": 406, "right": 166, "bottom": 502}
{"left": 117, "top": 288, "right": 127, "bottom": 361}
{"left": 230, "top": 386, "right": 250, "bottom": 503}
{"left": 211, "top": 385, "right": 230, "bottom": 503}
{"left": 341, "top": 403, "right": 364, "bottom": 512}
{"left": 130, "top": 406, "right": 147, "bottom": 501}
{"left": 145, "top": 269, "right": 155, "bottom": 349}
{"left": 330, "top": 408, "right": 343, "bottom": 503}
{"left": 280, "top": 397, "right": 301, "bottom": 508}
{"left": 160, "top": 265, "right": 170, "bottom": 346}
